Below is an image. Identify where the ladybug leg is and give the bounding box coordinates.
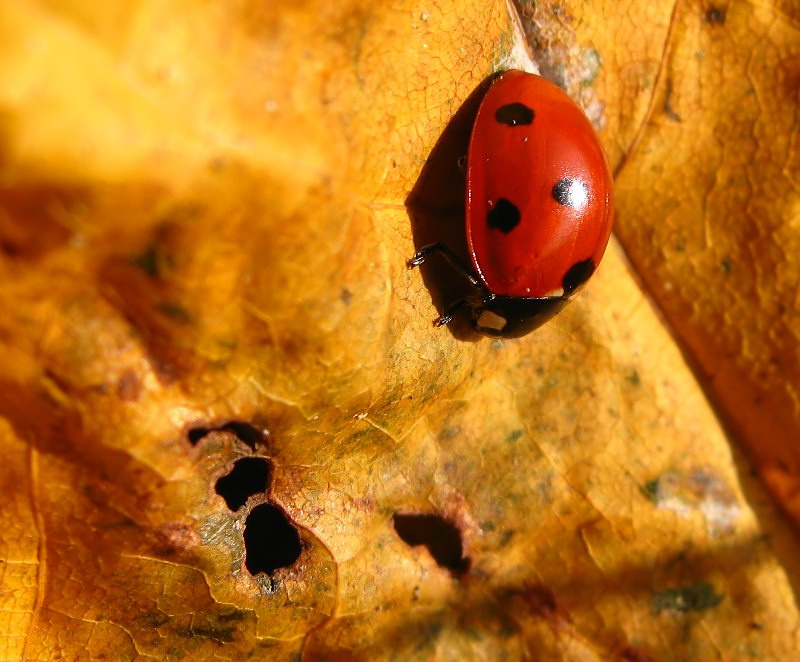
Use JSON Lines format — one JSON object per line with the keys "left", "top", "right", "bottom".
{"left": 433, "top": 297, "right": 469, "bottom": 327}
{"left": 407, "top": 243, "right": 481, "bottom": 288}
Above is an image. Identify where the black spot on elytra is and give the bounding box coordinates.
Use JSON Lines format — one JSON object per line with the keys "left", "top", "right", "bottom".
{"left": 495, "top": 102, "right": 534, "bottom": 126}
{"left": 552, "top": 178, "right": 588, "bottom": 208}
{"left": 487, "top": 198, "right": 521, "bottom": 233}
{"left": 215, "top": 457, "right": 271, "bottom": 511}
{"left": 393, "top": 513, "right": 470, "bottom": 576}
{"left": 244, "top": 504, "right": 301, "bottom": 576}
{"left": 562, "top": 259, "right": 595, "bottom": 294}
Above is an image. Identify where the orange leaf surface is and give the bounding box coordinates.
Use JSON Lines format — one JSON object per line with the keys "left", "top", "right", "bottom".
{"left": 0, "top": 0, "right": 798, "bottom": 659}
{"left": 611, "top": 0, "right": 800, "bottom": 523}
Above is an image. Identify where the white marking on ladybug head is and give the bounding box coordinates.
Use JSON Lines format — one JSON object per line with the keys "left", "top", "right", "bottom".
{"left": 476, "top": 310, "right": 507, "bottom": 331}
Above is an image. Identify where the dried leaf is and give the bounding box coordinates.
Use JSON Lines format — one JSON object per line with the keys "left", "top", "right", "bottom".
{"left": 0, "top": 0, "right": 798, "bottom": 659}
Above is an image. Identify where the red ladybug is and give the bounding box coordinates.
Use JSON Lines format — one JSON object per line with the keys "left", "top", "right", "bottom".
{"left": 408, "top": 70, "right": 614, "bottom": 337}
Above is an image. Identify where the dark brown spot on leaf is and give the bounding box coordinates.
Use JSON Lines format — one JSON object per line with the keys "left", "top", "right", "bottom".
{"left": 393, "top": 513, "right": 470, "bottom": 576}
{"left": 705, "top": 7, "right": 726, "bottom": 24}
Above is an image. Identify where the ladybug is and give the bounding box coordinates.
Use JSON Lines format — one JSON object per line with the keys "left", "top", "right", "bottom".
{"left": 408, "top": 70, "right": 614, "bottom": 338}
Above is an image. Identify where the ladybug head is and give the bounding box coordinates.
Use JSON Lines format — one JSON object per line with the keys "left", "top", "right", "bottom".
{"left": 469, "top": 294, "right": 567, "bottom": 338}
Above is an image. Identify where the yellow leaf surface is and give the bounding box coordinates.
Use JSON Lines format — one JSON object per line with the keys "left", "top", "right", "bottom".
{"left": 0, "top": 0, "right": 798, "bottom": 660}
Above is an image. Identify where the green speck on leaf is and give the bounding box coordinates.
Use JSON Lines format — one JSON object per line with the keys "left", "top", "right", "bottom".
{"left": 132, "top": 244, "right": 161, "bottom": 278}
{"left": 652, "top": 582, "right": 723, "bottom": 614}
{"left": 213, "top": 610, "right": 250, "bottom": 624}
{"left": 581, "top": 49, "right": 602, "bottom": 85}
{"left": 136, "top": 609, "right": 171, "bottom": 629}
{"left": 493, "top": 29, "right": 515, "bottom": 71}
{"left": 642, "top": 479, "right": 660, "bottom": 503}
{"left": 626, "top": 370, "right": 642, "bottom": 387}
{"left": 157, "top": 302, "right": 191, "bottom": 322}
{"left": 175, "top": 626, "right": 236, "bottom": 643}
{"left": 414, "top": 618, "right": 444, "bottom": 652}
{"left": 465, "top": 627, "right": 483, "bottom": 642}
{"left": 507, "top": 429, "right": 524, "bottom": 443}
{"left": 215, "top": 337, "right": 237, "bottom": 350}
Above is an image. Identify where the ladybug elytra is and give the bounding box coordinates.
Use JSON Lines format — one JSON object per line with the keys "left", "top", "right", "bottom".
{"left": 409, "top": 70, "right": 614, "bottom": 338}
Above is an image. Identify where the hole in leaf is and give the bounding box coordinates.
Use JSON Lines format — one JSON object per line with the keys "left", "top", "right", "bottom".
{"left": 215, "top": 458, "right": 271, "bottom": 511}
{"left": 244, "top": 504, "right": 302, "bottom": 576}
{"left": 187, "top": 421, "right": 268, "bottom": 450}
{"left": 187, "top": 427, "right": 209, "bottom": 445}
{"left": 220, "top": 421, "right": 266, "bottom": 450}
{"left": 393, "top": 513, "right": 470, "bottom": 576}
